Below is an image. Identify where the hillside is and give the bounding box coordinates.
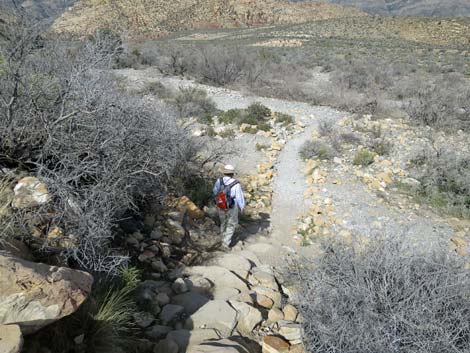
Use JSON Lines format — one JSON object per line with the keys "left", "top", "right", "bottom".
{"left": 52, "top": 0, "right": 366, "bottom": 38}
{"left": 0, "top": 0, "right": 76, "bottom": 20}
{"left": 292, "top": 0, "right": 470, "bottom": 17}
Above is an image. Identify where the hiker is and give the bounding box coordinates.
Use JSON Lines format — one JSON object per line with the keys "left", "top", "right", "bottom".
{"left": 213, "top": 164, "right": 245, "bottom": 249}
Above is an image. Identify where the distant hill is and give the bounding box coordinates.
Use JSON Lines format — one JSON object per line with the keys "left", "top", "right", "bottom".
{"left": 0, "top": 0, "right": 76, "bottom": 20}
{"left": 291, "top": 0, "right": 470, "bottom": 17}
{"left": 52, "top": 0, "right": 367, "bottom": 38}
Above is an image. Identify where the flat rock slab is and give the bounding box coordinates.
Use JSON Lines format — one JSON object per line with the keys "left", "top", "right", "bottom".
{"left": 171, "top": 292, "right": 210, "bottom": 315}
{"left": 0, "top": 255, "right": 93, "bottom": 334}
{"left": 262, "top": 336, "right": 290, "bottom": 353}
{"left": 188, "top": 338, "right": 252, "bottom": 353}
{"left": 186, "top": 300, "right": 238, "bottom": 338}
{"left": 184, "top": 266, "right": 248, "bottom": 292}
{"left": 0, "top": 324, "right": 23, "bottom": 353}
{"left": 211, "top": 254, "right": 253, "bottom": 278}
{"left": 167, "top": 329, "right": 220, "bottom": 351}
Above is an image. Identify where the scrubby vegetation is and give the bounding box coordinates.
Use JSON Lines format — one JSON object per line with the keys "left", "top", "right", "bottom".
{"left": 300, "top": 140, "right": 335, "bottom": 160}
{"left": 0, "top": 15, "right": 196, "bottom": 273}
{"left": 291, "top": 236, "right": 470, "bottom": 353}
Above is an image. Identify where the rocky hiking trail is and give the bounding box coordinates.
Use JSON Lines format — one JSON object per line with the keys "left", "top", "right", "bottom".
{"left": 112, "top": 68, "right": 465, "bottom": 353}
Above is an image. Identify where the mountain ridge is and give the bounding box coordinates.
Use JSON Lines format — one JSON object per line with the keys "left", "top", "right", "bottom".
{"left": 291, "top": 0, "right": 470, "bottom": 17}
{"left": 52, "top": 0, "right": 367, "bottom": 38}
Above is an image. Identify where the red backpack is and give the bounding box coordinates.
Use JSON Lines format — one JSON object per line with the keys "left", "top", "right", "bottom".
{"left": 215, "top": 178, "right": 239, "bottom": 210}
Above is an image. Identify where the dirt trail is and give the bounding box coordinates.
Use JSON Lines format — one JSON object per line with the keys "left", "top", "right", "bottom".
{"left": 116, "top": 68, "right": 460, "bottom": 265}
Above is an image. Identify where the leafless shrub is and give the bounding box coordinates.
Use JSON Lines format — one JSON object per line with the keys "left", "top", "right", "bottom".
{"left": 289, "top": 236, "right": 470, "bottom": 353}
{"left": 410, "top": 148, "right": 470, "bottom": 218}
{"left": 318, "top": 118, "right": 335, "bottom": 136}
{"left": 300, "top": 140, "right": 335, "bottom": 160}
{"left": 0, "top": 15, "right": 194, "bottom": 272}
{"left": 405, "top": 74, "right": 470, "bottom": 131}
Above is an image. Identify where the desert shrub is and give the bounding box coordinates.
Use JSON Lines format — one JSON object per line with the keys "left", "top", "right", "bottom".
{"left": 290, "top": 236, "right": 470, "bottom": 353}
{"left": 340, "top": 132, "right": 362, "bottom": 144}
{"left": 190, "top": 45, "right": 247, "bottom": 86}
{"left": 353, "top": 148, "right": 376, "bottom": 166}
{"left": 405, "top": 75, "right": 470, "bottom": 131}
{"left": 173, "top": 87, "right": 217, "bottom": 118}
{"left": 413, "top": 151, "right": 470, "bottom": 218}
{"left": 197, "top": 112, "right": 214, "bottom": 125}
{"left": 300, "top": 140, "right": 335, "bottom": 160}
{"left": 141, "top": 81, "right": 172, "bottom": 98}
{"left": 0, "top": 17, "right": 195, "bottom": 272}
{"left": 218, "top": 128, "right": 236, "bottom": 139}
{"left": 318, "top": 118, "right": 335, "bottom": 136}
{"left": 246, "top": 102, "right": 271, "bottom": 121}
{"left": 370, "top": 138, "right": 393, "bottom": 156}
{"left": 275, "top": 112, "right": 295, "bottom": 127}
{"left": 219, "top": 109, "right": 243, "bottom": 124}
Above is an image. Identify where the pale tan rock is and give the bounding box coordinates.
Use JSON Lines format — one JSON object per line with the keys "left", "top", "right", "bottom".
{"left": 12, "top": 177, "right": 51, "bottom": 209}
{"left": 167, "top": 329, "right": 220, "bottom": 351}
{"left": 230, "top": 300, "right": 263, "bottom": 333}
{"left": 178, "top": 196, "right": 205, "bottom": 219}
{"left": 185, "top": 300, "right": 238, "bottom": 338}
{"left": 184, "top": 266, "right": 248, "bottom": 292}
{"left": 0, "top": 255, "right": 93, "bottom": 334}
{"left": 0, "top": 324, "right": 23, "bottom": 353}
{"left": 253, "top": 286, "right": 282, "bottom": 308}
{"left": 255, "top": 294, "right": 274, "bottom": 309}
{"left": 279, "top": 321, "right": 303, "bottom": 345}
{"left": 262, "top": 335, "right": 290, "bottom": 353}
{"left": 268, "top": 308, "right": 284, "bottom": 323}
{"left": 282, "top": 305, "right": 298, "bottom": 322}
{"left": 188, "top": 338, "right": 251, "bottom": 353}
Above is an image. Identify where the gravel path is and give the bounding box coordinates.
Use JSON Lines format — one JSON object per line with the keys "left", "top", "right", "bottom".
{"left": 116, "top": 68, "right": 460, "bottom": 264}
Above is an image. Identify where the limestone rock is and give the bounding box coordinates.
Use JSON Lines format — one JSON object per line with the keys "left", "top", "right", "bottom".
{"left": 12, "top": 177, "right": 51, "bottom": 209}
{"left": 268, "top": 308, "right": 284, "bottom": 323}
{"left": 184, "top": 266, "right": 248, "bottom": 292}
{"left": 188, "top": 338, "right": 252, "bottom": 353}
{"left": 186, "top": 275, "right": 213, "bottom": 295}
{"left": 153, "top": 338, "right": 179, "bottom": 353}
{"left": 212, "top": 253, "right": 253, "bottom": 279}
{"left": 255, "top": 294, "right": 274, "bottom": 309}
{"left": 250, "top": 269, "right": 279, "bottom": 290}
{"left": 278, "top": 321, "right": 303, "bottom": 345}
{"left": 0, "top": 324, "right": 23, "bottom": 353}
{"left": 253, "top": 286, "right": 282, "bottom": 308}
{"left": 172, "top": 278, "right": 189, "bottom": 294}
{"left": 159, "top": 304, "right": 185, "bottom": 325}
{"left": 262, "top": 336, "right": 290, "bottom": 353}
{"left": 185, "top": 300, "right": 238, "bottom": 338}
{"left": 178, "top": 196, "right": 205, "bottom": 219}
{"left": 167, "top": 329, "right": 220, "bottom": 352}
{"left": 0, "top": 255, "right": 93, "bottom": 334}
{"left": 171, "top": 292, "right": 209, "bottom": 315}
{"left": 212, "top": 287, "right": 240, "bottom": 301}
{"left": 230, "top": 300, "right": 263, "bottom": 334}
{"left": 282, "top": 305, "right": 298, "bottom": 322}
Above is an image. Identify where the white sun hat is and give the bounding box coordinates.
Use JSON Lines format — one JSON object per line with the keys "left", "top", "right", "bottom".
{"left": 220, "top": 164, "right": 236, "bottom": 174}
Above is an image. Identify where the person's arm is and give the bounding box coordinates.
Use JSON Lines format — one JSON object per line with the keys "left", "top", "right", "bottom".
{"left": 235, "top": 184, "right": 245, "bottom": 211}
{"left": 213, "top": 179, "right": 220, "bottom": 196}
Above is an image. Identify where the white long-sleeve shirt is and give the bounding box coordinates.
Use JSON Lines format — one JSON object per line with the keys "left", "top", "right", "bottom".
{"left": 213, "top": 176, "right": 246, "bottom": 211}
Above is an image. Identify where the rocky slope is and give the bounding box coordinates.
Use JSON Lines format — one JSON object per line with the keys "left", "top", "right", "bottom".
{"left": 293, "top": 0, "right": 470, "bottom": 17}
{"left": 52, "top": 0, "right": 366, "bottom": 38}
{"left": 0, "top": 0, "right": 76, "bottom": 20}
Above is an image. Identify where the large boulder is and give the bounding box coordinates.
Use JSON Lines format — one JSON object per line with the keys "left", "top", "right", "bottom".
{"left": 0, "top": 255, "right": 93, "bottom": 334}
{"left": 12, "top": 177, "right": 51, "bottom": 209}
{"left": 0, "top": 324, "right": 23, "bottom": 353}
{"left": 185, "top": 300, "right": 238, "bottom": 338}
